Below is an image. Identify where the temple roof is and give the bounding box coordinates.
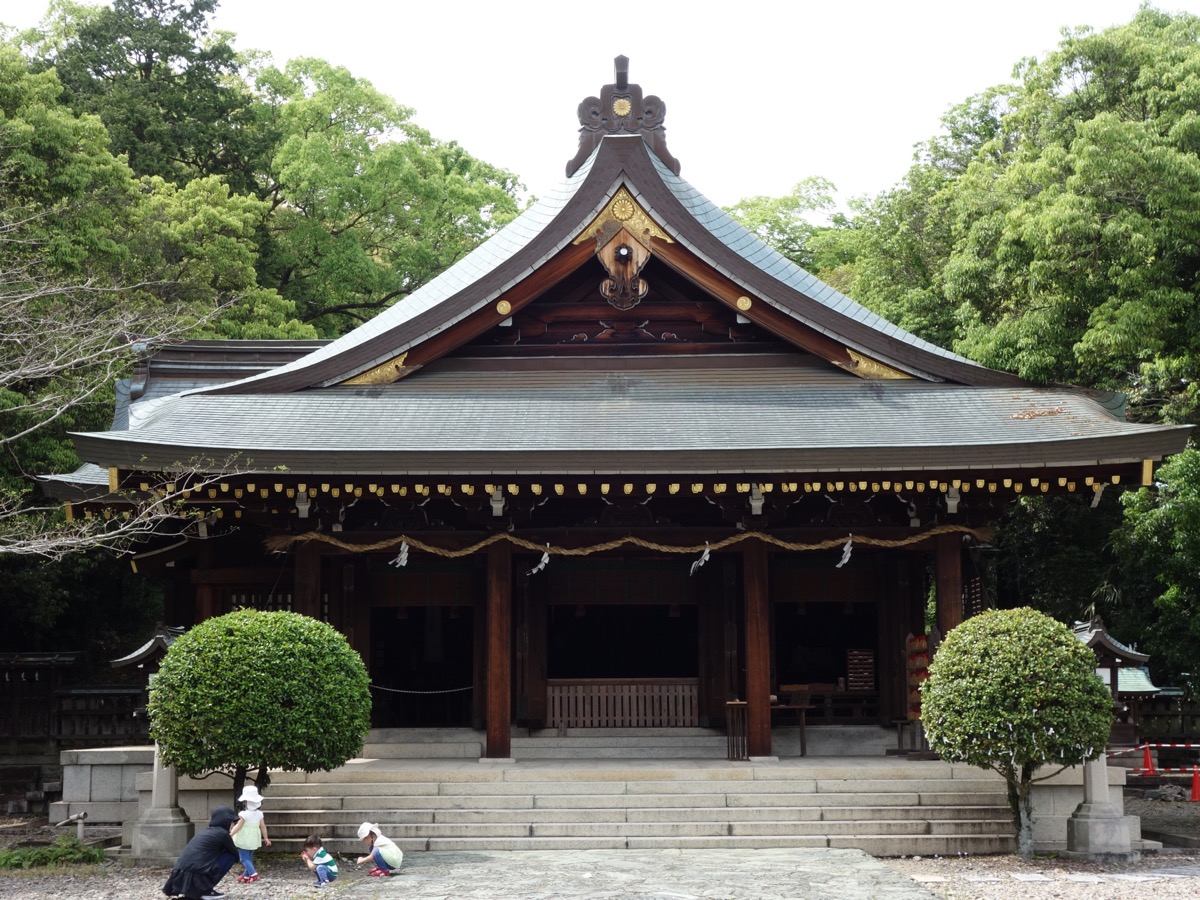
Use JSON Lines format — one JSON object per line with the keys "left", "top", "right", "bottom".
{"left": 110, "top": 625, "right": 185, "bottom": 669}
{"left": 1074, "top": 617, "right": 1151, "bottom": 665}
{"left": 70, "top": 355, "right": 1183, "bottom": 477}
{"left": 66, "top": 59, "right": 1191, "bottom": 483}
{"left": 196, "top": 133, "right": 1005, "bottom": 396}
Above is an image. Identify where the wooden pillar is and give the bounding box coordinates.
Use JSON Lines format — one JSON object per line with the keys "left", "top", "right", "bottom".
{"left": 935, "top": 533, "right": 963, "bottom": 635}
{"left": 743, "top": 540, "right": 772, "bottom": 757}
{"left": 472, "top": 592, "right": 487, "bottom": 729}
{"left": 485, "top": 542, "right": 512, "bottom": 758}
{"left": 294, "top": 541, "right": 322, "bottom": 619}
{"left": 193, "top": 543, "right": 217, "bottom": 623}
{"left": 194, "top": 583, "right": 218, "bottom": 623}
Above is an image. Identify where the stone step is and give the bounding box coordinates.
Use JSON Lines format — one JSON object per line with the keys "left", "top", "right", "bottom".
{"left": 260, "top": 790, "right": 1007, "bottom": 812}
{"left": 268, "top": 777, "right": 1006, "bottom": 797}
{"left": 513, "top": 745, "right": 730, "bottom": 759}
{"left": 275, "top": 761, "right": 972, "bottom": 784}
{"left": 226, "top": 755, "right": 1014, "bottom": 856}
{"left": 512, "top": 734, "right": 728, "bottom": 747}
{"left": 265, "top": 792, "right": 1012, "bottom": 816}
{"left": 262, "top": 803, "right": 1008, "bottom": 827}
{"left": 357, "top": 833, "right": 1018, "bottom": 854}
{"left": 264, "top": 815, "right": 1014, "bottom": 841}
{"left": 360, "top": 743, "right": 483, "bottom": 759}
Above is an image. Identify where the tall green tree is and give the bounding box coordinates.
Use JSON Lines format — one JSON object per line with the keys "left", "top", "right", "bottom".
{"left": 944, "top": 9, "right": 1200, "bottom": 410}
{"left": 842, "top": 88, "right": 1015, "bottom": 350}
{"left": 254, "top": 57, "right": 522, "bottom": 335}
{"left": 1117, "top": 448, "right": 1200, "bottom": 693}
{"left": 35, "top": 0, "right": 268, "bottom": 194}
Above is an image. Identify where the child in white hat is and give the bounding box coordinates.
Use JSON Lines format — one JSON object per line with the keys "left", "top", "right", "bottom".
{"left": 230, "top": 784, "right": 271, "bottom": 883}
{"left": 355, "top": 821, "right": 402, "bottom": 876}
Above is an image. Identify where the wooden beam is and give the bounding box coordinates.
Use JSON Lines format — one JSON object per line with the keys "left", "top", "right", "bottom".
{"left": 190, "top": 567, "right": 294, "bottom": 585}
{"left": 485, "top": 541, "right": 513, "bottom": 758}
{"left": 743, "top": 540, "right": 772, "bottom": 757}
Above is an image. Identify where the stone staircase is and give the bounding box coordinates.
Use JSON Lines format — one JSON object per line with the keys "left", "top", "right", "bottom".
{"left": 260, "top": 731, "right": 1017, "bottom": 857}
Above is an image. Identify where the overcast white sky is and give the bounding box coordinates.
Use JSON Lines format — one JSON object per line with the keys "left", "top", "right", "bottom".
{"left": 5, "top": 0, "right": 1200, "bottom": 207}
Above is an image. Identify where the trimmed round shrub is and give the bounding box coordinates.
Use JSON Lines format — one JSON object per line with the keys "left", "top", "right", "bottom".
{"left": 148, "top": 609, "right": 371, "bottom": 780}
{"left": 920, "top": 607, "right": 1112, "bottom": 855}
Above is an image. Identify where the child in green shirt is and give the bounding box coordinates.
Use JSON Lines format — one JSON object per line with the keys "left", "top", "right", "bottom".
{"left": 301, "top": 834, "right": 339, "bottom": 887}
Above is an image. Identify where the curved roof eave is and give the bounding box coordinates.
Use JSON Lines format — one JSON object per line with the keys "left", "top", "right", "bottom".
{"left": 207, "top": 134, "right": 1024, "bottom": 394}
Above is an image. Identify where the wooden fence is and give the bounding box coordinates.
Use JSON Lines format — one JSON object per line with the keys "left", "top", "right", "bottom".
{"left": 0, "top": 687, "right": 148, "bottom": 744}
{"left": 547, "top": 678, "right": 699, "bottom": 728}
{"left": 1138, "top": 695, "right": 1200, "bottom": 742}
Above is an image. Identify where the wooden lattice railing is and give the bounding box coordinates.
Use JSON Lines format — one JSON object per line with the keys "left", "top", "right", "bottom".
{"left": 547, "top": 678, "right": 699, "bottom": 728}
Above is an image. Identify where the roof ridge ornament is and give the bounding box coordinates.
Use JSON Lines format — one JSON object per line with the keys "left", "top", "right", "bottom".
{"left": 566, "top": 56, "right": 681, "bottom": 177}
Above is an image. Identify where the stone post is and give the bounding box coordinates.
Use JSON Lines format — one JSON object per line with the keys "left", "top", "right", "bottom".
{"left": 1063, "top": 758, "right": 1136, "bottom": 860}
{"left": 130, "top": 744, "right": 193, "bottom": 864}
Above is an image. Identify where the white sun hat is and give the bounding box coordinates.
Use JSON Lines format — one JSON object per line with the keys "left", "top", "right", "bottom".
{"left": 238, "top": 785, "right": 263, "bottom": 807}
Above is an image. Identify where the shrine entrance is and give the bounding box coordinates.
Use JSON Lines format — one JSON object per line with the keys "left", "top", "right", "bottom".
{"left": 518, "top": 556, "right": 728, "bottom": 729}
{"left": 367, "top": 556, "right": 484, "bottom": 728}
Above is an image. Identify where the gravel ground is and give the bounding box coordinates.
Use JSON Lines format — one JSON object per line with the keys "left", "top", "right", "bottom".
{"left": 1, "top": 853, "right": 1199, "bottom": 900}
{"left": 1, "top": 800, "right": 1199, "bottom": 899}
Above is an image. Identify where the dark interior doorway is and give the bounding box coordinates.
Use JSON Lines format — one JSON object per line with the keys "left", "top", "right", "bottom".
{"left": 773, "top": 601, "right": 877, "bottom": 687}
{"left": 369, "top": 606, "right": 474, "bottom": 727}
{"left": 547, "top": 604, "right": 699, "bottom": 678}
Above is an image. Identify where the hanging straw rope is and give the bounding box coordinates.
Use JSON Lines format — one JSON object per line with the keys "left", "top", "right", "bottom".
{"left": 264, "top": 524, "right": 989, "bottom": 558}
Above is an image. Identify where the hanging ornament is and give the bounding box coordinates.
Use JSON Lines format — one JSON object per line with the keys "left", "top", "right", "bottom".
{"left": 835, "top": 534, "right": 853, "bottom": 569}
{"left": 689, "top": 542, "right": 710, "bottom": 576}
{"left": 527, "top": 544, "right": 551, "bottom": 576}
{"left": 388, "top": 541, "right": 409, "bottom": 568}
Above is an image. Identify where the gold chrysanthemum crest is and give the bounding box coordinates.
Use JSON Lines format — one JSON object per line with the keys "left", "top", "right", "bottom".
{"left": 573, "top": 188, "right": 673, "bottom": 247}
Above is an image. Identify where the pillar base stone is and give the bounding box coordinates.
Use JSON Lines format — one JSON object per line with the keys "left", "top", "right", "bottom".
{"left": 131, "top": 805, "right": 193, "bottom": 862}
{"left": 1063, "top": 801, "right": 1138, "bottom": 861}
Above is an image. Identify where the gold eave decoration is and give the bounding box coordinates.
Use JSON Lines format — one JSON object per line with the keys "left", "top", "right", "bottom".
{"left": 574, "top": 187, "right": 674, "bottom": 249}
{"left": 842, "top": 349, "right": 912, "bottom": 380}
{"left": 340, "top": 351, "right": 412, "bottom": 385}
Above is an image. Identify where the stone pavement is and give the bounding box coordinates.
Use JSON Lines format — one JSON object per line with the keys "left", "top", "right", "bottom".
{"left": 274, "top": 849, "right": 937, "bottom": 899}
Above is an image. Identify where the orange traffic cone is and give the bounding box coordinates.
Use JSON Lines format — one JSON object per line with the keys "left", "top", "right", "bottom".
{"left": 1191, "top": 766, "right": 1200, "bottom": 802}
{"left": 1143, "top": 744, "right": 1157, "bottom": 776}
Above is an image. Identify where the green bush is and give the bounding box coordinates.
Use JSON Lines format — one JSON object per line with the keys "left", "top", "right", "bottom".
{"left": 920, "top": 607, "right": 1112, "bottom": 856}
{"left": 148, "top": 610, "right": 372, "bottom": 795}
{"left": 0, "top": 835, "right": 107, "bottom": 869}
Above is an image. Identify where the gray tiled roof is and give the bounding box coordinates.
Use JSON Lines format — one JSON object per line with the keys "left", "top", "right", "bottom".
{"left": 74, "top": 362, "right": 1189, "bottom": 474}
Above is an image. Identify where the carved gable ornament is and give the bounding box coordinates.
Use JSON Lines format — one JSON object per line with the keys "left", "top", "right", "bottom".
{"left": 566, "top": 56, "right": 681, "bottom": 177}
{"left": 575, "top": 188, "right": 673, "bottom": 310}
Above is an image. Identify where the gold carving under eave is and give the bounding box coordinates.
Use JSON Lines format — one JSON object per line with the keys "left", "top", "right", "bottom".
{"left": 574, "top": 187, "right": 674, "bottom": 249}
{"left": 844, "top": 350, "right": 912, "bottom": 380}
{"left": 340, "top": 352, "right": 411, "bottom": 385}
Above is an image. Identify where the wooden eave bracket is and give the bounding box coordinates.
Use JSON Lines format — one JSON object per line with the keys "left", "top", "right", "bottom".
{"left": 339, "top": 352, "right": 417, "bottom": 386}
{"left": 838, "top": 349, "right": 913, "bottom": 380}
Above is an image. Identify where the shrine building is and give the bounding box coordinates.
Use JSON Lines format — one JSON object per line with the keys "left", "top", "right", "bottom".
{"left": 52, "top": 58, "right": 1191, "bottom": 759}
